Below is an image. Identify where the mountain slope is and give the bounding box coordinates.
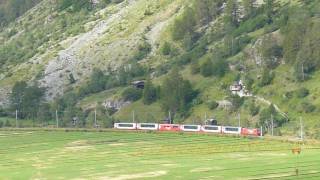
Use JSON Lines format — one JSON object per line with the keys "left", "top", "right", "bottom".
{"left": 1, "top": 0, "right": 320, "bottom": 138}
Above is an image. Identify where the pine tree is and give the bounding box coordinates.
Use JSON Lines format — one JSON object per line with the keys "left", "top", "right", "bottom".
{"left": 264, "top": 0, "right": 274, "bottom": 23}
{"left": 10, "top": 81, "right": 27, "bottom": 112}
{"left": 243, "top": 0, "right": 255, "bottom": 18}
{"left": 225, "top": 0, "right": 239, "bottom": 28}
{"left": 160, "top": 68, "right": 196, "bottom": 116}
{"left": 143, "top": 79, "right": 157, "bottom": 105}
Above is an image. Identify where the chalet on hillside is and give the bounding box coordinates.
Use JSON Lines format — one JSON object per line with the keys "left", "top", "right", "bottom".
{"left": 230, "top": 80, "right": 252, "bottom": 97}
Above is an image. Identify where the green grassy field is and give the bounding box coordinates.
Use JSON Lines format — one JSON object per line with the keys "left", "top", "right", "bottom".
{"left": 0, "top": 130, "right": 319, "bottom": 180}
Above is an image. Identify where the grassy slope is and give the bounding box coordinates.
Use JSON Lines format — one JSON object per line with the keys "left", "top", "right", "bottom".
{"left": 0, "top": 130, "right": 319, "bottom": 179}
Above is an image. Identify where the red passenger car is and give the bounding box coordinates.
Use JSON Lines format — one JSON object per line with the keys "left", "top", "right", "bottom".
{"left": 158, "top": 124, "right": 181, "bottom": 131}
{"left": 241, "top": 128, "right": 261, "bottom": 136}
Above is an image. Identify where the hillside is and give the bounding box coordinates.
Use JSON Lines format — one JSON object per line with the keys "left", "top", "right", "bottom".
{"left": 0, "top": 0, "right": 320, "bottom": 138}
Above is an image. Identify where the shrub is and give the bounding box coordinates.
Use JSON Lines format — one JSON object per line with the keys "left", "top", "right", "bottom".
{"left": 233, "top": 15, "right": 268, "bottom": 36}
{"left": 259, "top": 70, "right": 274, "bottom": 87}
{"left": 295, "top": 87, "right": 309, "bottom": 98}
{"left": 228, "top": 94, "right": 244, "bottom": 111}
{"left": 200, "top": 55, "right": 229, "bottom": 78}
{"left": 190, "top": 61, "right": 200, "bottom": 74}
{"left": 143, "top": 80, "right": 158, "bottom": 105}
{"left": 132, "top": 42, "right": 151, "bottom": 61}
{"left": 207, "top": 101, "right": 219, "bottom": 110}
{"left": 259, "top": 35, "right": 283, "bottom": 69}
{"left": 200, "top": 58, "right": 214, "bottom": 77}
{"left": 299, "top": 102, "right": 316, "bottom": 113}
{"left": 68, "top": 73, "right": 76, "bottom": 84}
{"left": 211, "top": 58, "right": 229, "bottom": 77}
{"left": 4, "top": 120, "right": 11, "bottom": 127}
{"left": 161, "top": 42, "right": 171, "bottom": 56}
{"left": 284, "top": 91, "right": 294, "bottom": 99}
{"left": 122, "top": 87, "right": 143, "bottom": 101}
{"left": 249, "top": 102, "right": 260, "bottom": 116}
{"left": 171, "top": 7, "right": 196, "bottom": 41}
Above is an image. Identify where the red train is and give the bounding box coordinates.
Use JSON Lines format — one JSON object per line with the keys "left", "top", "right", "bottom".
{"left": 114, "top": 123, "right": 261, "bottom": 136}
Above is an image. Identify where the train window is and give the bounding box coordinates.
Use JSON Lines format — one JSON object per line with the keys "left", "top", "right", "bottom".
{"left": 118, "top": 124, "right": 134, "bottom": 127}
{"left": 140, "top": 124, "right": 156, "bottom": 128}
{"left": 184, "top": 125, "right": 198, "bottom": 130}
{"left": 173, "top": 126, "right": 179, "bottom": 128}
{"left": 204, "top": 126, "right": 219, "bottom": 130}
{"left": 225, "top": 127, "right": 239, "bottom": 132}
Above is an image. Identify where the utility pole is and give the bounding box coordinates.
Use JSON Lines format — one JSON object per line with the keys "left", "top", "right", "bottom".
{"left": 238, "top": 112, "right": 241, "bottom": 127}
{"left": 169, "top": 111, "right": 171, "bottom": 124}
{"left": 300, "top": 117, "right": 304, "bottom": 140}
{"left": 231, "top": 38, "right": 234, "bottom": 55}
{"left": 94, "top": 109, "right": 97, "bottom": 128}
{"left": 271, "top": 114, "right": 274, "bottom": 136}
{"left": 132, "top": 110, "right": 135, "bottom": 123}
{"left": 302, "top": 63, "right": 305, "bottom": 81}
{"left": 15, "top": 110, "right": 18, "bottom": 128}
{"left": 260, "top": 126, "right": 263, "bottom": 138}
{"left": 56, "top": 110, "right": 59, "bottom": 128}
{"left": 205, "top": 112, "right": 207, "bottom": 124}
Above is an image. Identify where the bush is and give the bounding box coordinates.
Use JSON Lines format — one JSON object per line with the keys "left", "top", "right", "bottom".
{"left": 200, "top": 55, "right": 229, "bottom": 78}
{"left": 259, "top": 35, "right": 283, "bottom": 69}
{"left": 190, "top": 61, "right": 200, "bottom": 74}
{"left": 200, "top": 58, "right": 214, "bottom": 77}
{"left": 259, "top": 70, "right": 274, "bottom": 87}
{"left": 299, "top": 102, "right": 316, "bottom": 113}
{"left": 228, "top": 95, "right": 244, "bottom": 111}
{"left": 4, "top": 120, "right": 11, "bottom": 127}
{"left": 207, "top": 101, "right": 219, "bottom": 110}
{"left": 131, "top": 42, "right": 151, "bottom": 61}
{"left": 284, "top": 91, "right": 294, "bottom": 99}
{"left": 233, "top": 15, "right": 268, "bottom": 36}
{"left": 0, "top": 121, "right": 3, "bottom": 128}
{"left": 161, "top": 42, "right": 171, "bottom": 56}
{"left": 122, "top": 87, "right": 143, "bottom": 101}
{"left": 249, "top": 102, "right": 260, "bottom": 116}
{"left": 295, "top": 88, "right": 309, "bottom": 98}
{"left": 211, "top": 58, "right": 229, "bottom": 77}
{"left": 143, "top": 80, "right": 158, "bottom": 105}
{"left": 68, "top": 73, "right": 76, "bottom": 84}
{"left": 171, "top": 7, "right": 196, "bottom": 41}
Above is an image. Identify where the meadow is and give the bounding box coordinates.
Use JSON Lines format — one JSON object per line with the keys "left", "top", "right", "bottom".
{"left": 0, "top": 130, "right": 319, "bottom": 179}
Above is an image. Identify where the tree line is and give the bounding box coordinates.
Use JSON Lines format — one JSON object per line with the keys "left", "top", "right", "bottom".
{"left": 0, "top": 0, "right": 42, "bottom": 28}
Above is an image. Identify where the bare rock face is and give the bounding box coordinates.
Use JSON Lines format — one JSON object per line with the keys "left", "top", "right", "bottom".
{"left": 103, "top": 99, "right": 131, "bottom": 111}
{"left": 0, "top": 0, "right": 181, "bottom": 105}
{"left": 39, "top": 0, "right": 138, "bottom": 100}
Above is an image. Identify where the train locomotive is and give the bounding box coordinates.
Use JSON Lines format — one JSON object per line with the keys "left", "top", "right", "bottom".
{"left": 114, "top": 123, "right": 261, "bottom": 136}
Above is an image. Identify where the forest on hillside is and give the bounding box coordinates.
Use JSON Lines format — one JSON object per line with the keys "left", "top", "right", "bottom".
{"left": 0, "top": 0, "right": 42, "bottom": 27}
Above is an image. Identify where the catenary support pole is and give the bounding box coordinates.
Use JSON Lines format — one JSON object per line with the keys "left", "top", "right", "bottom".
{"left": 205, "top": 112, "right": 207, "bottom": 124}
{"left": 300, "top": 117, "right": 303, "bottom": 140}
{"left": 15, "top": 110, "right": 18, "bottom": 128}
{"left": 94, "top": 109, "right": 97, "bottom": 128}
{"left": 271, "top": 114, "right": 274, "bottom": 136}
{"left": 238, "top": 112, "right": 241, "bottom": 127}
{"left": 56, "top": 110, "right": 59, "bottom": 128}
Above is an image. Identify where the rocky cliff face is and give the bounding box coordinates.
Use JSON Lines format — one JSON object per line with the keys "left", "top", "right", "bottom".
{"left": 0, "top": 0, "right": 181, "bottom": 103}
